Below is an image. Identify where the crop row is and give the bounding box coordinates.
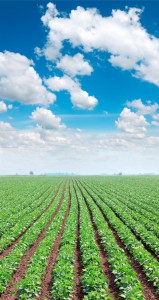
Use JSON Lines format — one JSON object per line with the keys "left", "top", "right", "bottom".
{"left": 0, "top": 185, "right": 52, "bottom": 236}
{"left": 73, "top": 182, "right": 111, "bottom": 300}
{"left": 1, "top": 176, "right": 159, "bottom": 300}
{"left": 16, "top": 182, "right": 70, "bottom": 299}
{"left": 0, "top": 178, "right": 50, "bottom": 218}
{"left": 94, "top": 177, "right": 159, "bottom": 219}
{"left": 76, "top": 180, "right": 145, "bottom": 300}
{"left": 105, "top": 191, "right": 159, "bottom": 237}
{"left": 87, "top": 181, "right": 159, "bottom": 257}
{"left": 94, "top": 179, "right": 159, "bottom": 229}
{"left": 0, "top": 182, "right": 65, "bottom": 294}
{"left": 51, "top": 183, "right": 77, "bottom": 299}
{"left": 86, "top": 176, "right": 159, "bottom": 225}
{"left": 80, "top": 180, "right": 159, "bottom": 293}
{"left": 0, "top": 181, "right": 63, "bottom": 253}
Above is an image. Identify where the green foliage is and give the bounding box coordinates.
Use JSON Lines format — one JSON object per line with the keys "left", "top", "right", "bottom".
{"left": 1, "top": 175, "right": 159, "bottom": 298}
{"left": 0, "top": 181, "right": 64, "bottom": 294}
{"left": 16, "top": 184, "right": 69, "bottom": 299}
{"left": 74, "top": 185, "right": 112, "bottom": 299}
{"left": 51, "top": 184, "right": 77, "bottom": 300}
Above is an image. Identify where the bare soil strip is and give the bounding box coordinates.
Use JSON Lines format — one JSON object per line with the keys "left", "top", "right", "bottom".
{"left": 0, "top": 183, "right": 62, "bottom": 259}
{"left": 0, "top": 182, "right": 66, "bottom": 300}
{"left": 108, "top": 194, "right": 159, "bottom": 239}
{"left": 36, "top": 185, "right": 52, "bottom": 208}
{"left": 77, "top": 182, "right": 120, "bottom": 300}
{"left": 106, "top": 208, "right": 159, "bottom": 263}
{"left": 72, "top": 185, "right": 84, "bottom": 300}
{"left": 81, "top": 182, "right": 159, "bottom": 300}
{"left": 106, "top": 190, "right": 159, "bottom": 218}
{"left": 90, "top": 186, "right": 159, "bottom": 263}
{"left": 36, "top": 184, "right": 71, "bottom": 300}
{"left": 1, "top": 185, "right": 50, "bottom": 227}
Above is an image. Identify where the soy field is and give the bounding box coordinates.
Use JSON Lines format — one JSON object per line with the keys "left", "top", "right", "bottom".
{"left": 0, "top": 175, "right": 159, "bottom": 300}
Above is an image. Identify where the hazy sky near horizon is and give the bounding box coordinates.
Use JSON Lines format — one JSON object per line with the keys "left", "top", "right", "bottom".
{"left": 1, "top": 0, "right": 159, "bottom": 174}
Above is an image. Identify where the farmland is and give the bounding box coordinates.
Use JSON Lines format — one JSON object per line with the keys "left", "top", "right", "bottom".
{"left": 0, "top": 175, "right": 159, "bottom": 300}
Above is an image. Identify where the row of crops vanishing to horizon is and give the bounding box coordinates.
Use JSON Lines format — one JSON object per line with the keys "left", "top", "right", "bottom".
{"left": 0, "top": 175, "right": 159, "bottom": 300}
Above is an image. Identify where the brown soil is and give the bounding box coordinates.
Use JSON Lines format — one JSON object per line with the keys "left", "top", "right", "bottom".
{"left": 36, "top": 184, "right": 71, "bottom": 300}
{"left": 90, "top": 186, "right": 159, "bottom": 262}
{"left": 0, "top": 182, "right": 66, "bottom": 300}
{"left": 106, "top": 192, "right": 159, "bottom": 238}
{"left": 81, "top": 181, "right": 159, "bottom": 300}
{"left": 72, "top": 184, "right": 84, "bottom": 300}
{"left": 114, "top": 210, "right": 159, "bottom": 262}
{"left": 0, "top": 183, "right": 62, "bottom": 259}
{"left": 77, "top": 181, "right": 120, "bottom": 300}
{"left": 36, "top": 185, "right": 52, "bottom": 208}
{"left": 113, "top": 191, "right": 159, "bottom": 218}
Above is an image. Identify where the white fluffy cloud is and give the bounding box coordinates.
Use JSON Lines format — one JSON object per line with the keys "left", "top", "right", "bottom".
{"left": 0, "top": 51, "right": 55, "bottom": 105}
{"left": 0, "top": 101, "right": 12, "bottom": 113}
{"left": 56, "top": 53, "right": 93, "bottom": 77}
{"left": 116, "top": 107, "right": 149, "bottom": 138}
{"left": 31, "top": 107, "right": 66, "bottom": 130}
{"left": 127, "top": 99, "right": 159, "bottom": 115}
{"left": 1, "top": 118, "right": 159, "bottom": 175}
{"left": 39, "top": 3, "right": 159, "bottom": 86}
{"left": 0, "top": 119, "right": 151, "bottom": 153}
{"left": 0, "top": 101, "right": 7, "bottom": 113}
{"left": 152, "top": 113, "right": 159, "bottom": 120}
{"left": 0, "top": 120, "right": 13, "bottom": 132}
{"left": 0, "top": 121, "right": 45, "bottom": 149}
{"left": 151, "top": 120, "right": 159, "bottom": 126}
{"left": 41, "top": 2, "right": 58, "bottom": 25}
{"left": 45, "top": 75, "right": 98, "bottom": 109}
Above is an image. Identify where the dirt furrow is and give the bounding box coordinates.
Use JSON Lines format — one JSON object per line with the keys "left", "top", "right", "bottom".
{"left": 36, "top": 185, "right": 71, "bottom": 300}
{"left": 0, "top": 183, "right": 66, "bottom": 300}
{"left": 0, "top": 183, "right": 62, "bottom": 259}
{"left": 77, "top": 182, "right": 120, "bottom": 300}
{"left": 72, "top": 185, "right": 84, "bottom": 300}
{"left": 1, "top": 185, "right": 50, "bottom": 228}
{"left": 111, "top": 208, "right": 159, "bottom": 263}
{"left": 88, "top": 186, "right": 159, "bottom": 263}
{"left": 81, "top": 182, "right": 159, "bottom": 300}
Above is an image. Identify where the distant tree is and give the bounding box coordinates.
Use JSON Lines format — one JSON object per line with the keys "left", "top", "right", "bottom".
{"left": 118, "top": 172, "right": 122, "bottom": 176}
{"left": 29, "top": 171, "right": 34, "bottom": 175}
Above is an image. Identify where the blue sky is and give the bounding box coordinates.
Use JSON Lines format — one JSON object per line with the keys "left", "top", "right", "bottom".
{"left": 1, "top": 1, "right": 159, "bottom": 174}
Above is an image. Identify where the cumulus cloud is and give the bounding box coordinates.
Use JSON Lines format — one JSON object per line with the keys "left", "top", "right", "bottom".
{"left": 0, "top": 119, "right": 146, "bottom": 152}
{"left": 126, "top": 99, "right": 159, "bottom": 128}
{"left": 0, "top": 101, "right": 12, "bottom": 113}
{"left": 0, "top": 119, "right": 79, "bottom": 154}
{"left": 146, "top": 136, "right": 159, "bottom": 145}
{"left": 0, "top": 51, "right": 56, "bottom": 105}
{"left": 1, "top": 117, "right": 159, "bottom": 175}
{"left": 0, "top": 120, "right": 13, "bottom": 132}
{"left": 0, "top": 121, "right": 44, "bottom": 149}
{"left": 45, "top": 75, "right": 98, "bottom": 109}
{"left": 127, "top": 99, "right": 159, "bottom": 115}
{"left": 0, "top": 101, "right": 7, "bottom": 113}
{"left": 56, "top": 53, "right": 93, "bottom": 77}
{"left": 116, "top": 107, "right": 149, "bottom": 138}
{"left": 38, "top": 3, "right": 159, "bottom": 86}
{"left": 151, "top": 121, "right": 159, "bottom": 126}
{"left": 41, "top": 2, "right": 58, "bottom": 24}
{"left": 152, "top": 113, "right": 159, "bottom": 120}
{"left": 1, "top": 115, "right": 159, "bottom": 175}
{"left": 31, "top": 107, "right": 66, "bottom": 130}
